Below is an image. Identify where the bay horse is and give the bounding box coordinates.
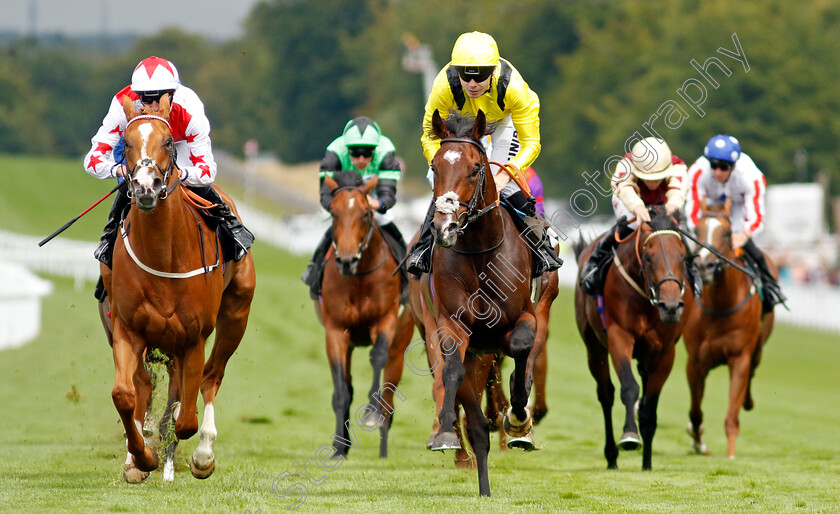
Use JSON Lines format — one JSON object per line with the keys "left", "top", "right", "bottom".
{"left": 408, "top": 261, "right": 559, "bottom": 468}
{"left": 316, "top": 171, "right": 413, "bottom": 459}
{"left": 99, "top": 95, "right": 255, "bottom": 483}
{"left": 412, "top": 109, "right": 540, "bottom": 496}
{"left": 683, "top": 199, "right": 775, "bottom": 458}
{"left": 573, "top": 206, "right": 693, "bottom": 470}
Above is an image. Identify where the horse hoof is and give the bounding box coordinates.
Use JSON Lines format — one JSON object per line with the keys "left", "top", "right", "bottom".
{"left": 431, "top": 431, "right": 461, "bottom": 451}
{"left": 361, "top": 410, "right": 384, "bottom": 429}
{"left": 425, "top": 432, "right": 436, "bottom": 450}
{"left": 507, "top": 432, "right": 537, "bottom": 452}
{"left": 618, "top": 432, "right": 642, "bottom": 451}
{"left": 691, "top": 440, "right": 711, "bottom": 455}
{"left": 189, "top": 456, "right": 216, "bottom": 479}
{"left": 503, "top": 407, "right": 532, "bottom": 438}
{"left": 454, "top": 449, "right": 474, "bottom": 469}
{"left": 123, "top": 465, "right": 151, "bottom": 484}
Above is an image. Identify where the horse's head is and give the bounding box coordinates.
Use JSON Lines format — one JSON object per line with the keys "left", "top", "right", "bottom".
{"left": 693, "top": 198, "right": 733, "bottom": 283}
{"left": 325, "top": 171, "right": 378, "bottom": 275}
{"left": 428, "top": 109, "right": 495, "bottom": 248}
{"left": 638, "top": 206, "right": 689, "bottom": 323}
{"left": 121, "top": 94, "right": 179, "bottom": 212}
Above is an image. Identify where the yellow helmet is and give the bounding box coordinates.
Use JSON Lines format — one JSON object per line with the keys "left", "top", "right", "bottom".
{"left": 450, "top": 32, "right": 499, "bottom": 67}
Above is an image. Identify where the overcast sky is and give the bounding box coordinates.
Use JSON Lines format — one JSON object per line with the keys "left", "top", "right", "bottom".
{"left": 0, "top": 0, "right": 264, "bottom": 40}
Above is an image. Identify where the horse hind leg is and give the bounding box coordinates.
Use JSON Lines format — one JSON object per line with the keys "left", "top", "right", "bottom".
{"left": 686, "top": 356, "right": 710, "bottom": 455}
{"left": 504, "top": 319, "right": 537, "bottom": 451}
{"left": 377, "top": 312, "right": 413, "bottom": 458}
{"left": 459, "top": 353, "right": 493, "bottom": 496}
{"left": 159, "top": 360, "right": 181, "bottom": 482}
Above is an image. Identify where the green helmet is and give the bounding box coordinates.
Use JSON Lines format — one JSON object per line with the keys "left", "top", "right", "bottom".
{"left": 343, "top": 117, "right": 381, "bottom": 147}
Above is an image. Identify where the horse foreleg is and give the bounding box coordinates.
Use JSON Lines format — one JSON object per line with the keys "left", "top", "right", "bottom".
{"left": 608, "top": 329, "right": 641, "bottom": 452}
{"left": 725, "top": 353, "right": 752, "bottom": 459}
{"left": 459, "top": 353, "right": 493, "bottom": 497}
{"left": 111, "top": 328, "right": 158, "bottom": 476}
{"left": 431, "top": 330, "right": 466, "bottom": 451}
{"left": 326, "top": 325, "right": 354, "bottom": 457}
{"left": 638, "top": 346, "right": 675, "bottom": 471}
{"left": 585, "top": 333, "right": 618, "bottom": 469}
{"left": 362, "top": 333, "right": 389, "bottom": 429}
{"left": 377, "top": 310, "right": 414, "bottom": 458}
{"left": 504, "top": 316, "right": 536, "bottom": 451}
{"left": 686, "top": 351, "right": 710, "bottom": 455}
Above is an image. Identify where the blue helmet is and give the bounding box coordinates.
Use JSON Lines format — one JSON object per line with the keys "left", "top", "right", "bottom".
{"left": 704, "top": 134, "right": 741, "bottom": 163}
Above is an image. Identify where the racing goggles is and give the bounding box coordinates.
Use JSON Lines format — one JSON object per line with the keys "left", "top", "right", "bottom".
{"left": 456, "top": 66, "right": 495, "bottom": 83}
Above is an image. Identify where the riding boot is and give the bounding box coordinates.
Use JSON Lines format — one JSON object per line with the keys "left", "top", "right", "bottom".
{"left": 94, "top": 182, "right": 130, "bottom": 302}
{"left": 302, "top": 227, "right": 333, "bottom": 300}
{"left": 380, "top": 222, "right": 410, "bottom": 304}
{"left": 406, "top": 199, "right": 435, "bottom": 277}
{"left": 579, "top": 220, "right": 632, "bottom": 296}
{"left": 190, "top": 186, "right": 255, "bottom": 262}
{"left": 504, "top": 190, "right": 563, "bottom": 277}
{"left": 742, "top": 239, "right": 787, "bottom": 313}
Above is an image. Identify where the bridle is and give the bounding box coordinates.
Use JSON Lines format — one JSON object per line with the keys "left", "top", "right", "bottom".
{"left": 330, "top": 185, "right": 383, "bottom": 274}
{"left": 437, "top": 137, "right": 499, "bottom": 233}
{"left": 123, "top": 114, "right": 180, "bottom": 200}
{"left": 640, "top": 229, "right": 686, "bottom": 306}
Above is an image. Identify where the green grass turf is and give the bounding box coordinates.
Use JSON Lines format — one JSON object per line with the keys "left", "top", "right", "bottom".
{"left": 1, "top": 154, "right": 839, "bottom": 512}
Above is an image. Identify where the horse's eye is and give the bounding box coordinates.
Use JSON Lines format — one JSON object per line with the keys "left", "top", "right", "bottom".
{"left": 470, "top": 164, "right": 480, "bottom": 177}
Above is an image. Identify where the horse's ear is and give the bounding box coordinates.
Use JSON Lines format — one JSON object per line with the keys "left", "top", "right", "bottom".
{"left": 723, "top": 196, "right": 732, "bottom": 216}
{"left": 363, "top": 176, "right": 378, "bottom": 195}
{"left": 324, "top": 175, "right": 339, "bottom": 192}
{"left": 122, "top": 95, "right": 137, "bottom": 120}
{"left": 431, "top": 109, "right": 448, "bottom": 139}
{"left": 159, "top": 93, "right": 172, "bottom": 118}
{"left": 472, "top": 110, "right": 487, "bottom": 140}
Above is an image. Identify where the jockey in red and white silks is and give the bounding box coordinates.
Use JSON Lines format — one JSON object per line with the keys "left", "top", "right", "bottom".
{"left": 686, "top": 151, "right": 767, "bottom": 242}
{"left": 84, "top": 56, "right": 216, "bottom": 188}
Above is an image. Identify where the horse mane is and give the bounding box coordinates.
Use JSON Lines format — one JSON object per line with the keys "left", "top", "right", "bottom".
{"left": 426, "top": 110, "right": 497, "bottom": 141}
{"left": 572, "top": 232, "right": 588, "bottom": 260}
{"left": 332, "top": 170, "right": 364, "bottom": 189}
{"left": 647, "top": 205, "right": 682, "bottom": 231}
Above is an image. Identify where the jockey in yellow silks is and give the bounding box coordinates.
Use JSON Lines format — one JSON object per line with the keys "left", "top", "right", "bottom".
{"left": 407, "top": 31, "right": 562, "bottom": 277}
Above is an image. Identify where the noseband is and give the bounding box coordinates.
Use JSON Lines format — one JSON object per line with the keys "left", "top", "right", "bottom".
{"left": 438, "top": 137, "right": 499, "bottom": 232}
{"left": 124, "top": 114, "right": 180, "bottom": 200}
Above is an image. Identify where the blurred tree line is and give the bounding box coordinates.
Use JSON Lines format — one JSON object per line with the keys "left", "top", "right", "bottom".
{"left": 2, "top": 0, "right": 839, "bottom": 205}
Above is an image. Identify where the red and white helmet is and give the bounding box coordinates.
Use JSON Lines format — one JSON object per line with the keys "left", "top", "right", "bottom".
{"left": 131, "top": 56, "right": 180, "bottom": 92}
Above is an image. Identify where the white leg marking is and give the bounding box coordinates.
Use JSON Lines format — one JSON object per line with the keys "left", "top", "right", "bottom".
{"left": 193, "top": 403, "right": 217, "bottom": 468}
{"left": 163, "top": 456, "right": 175, "bottom": 482}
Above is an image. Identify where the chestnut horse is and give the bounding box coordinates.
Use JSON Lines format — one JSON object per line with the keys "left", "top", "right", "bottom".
{"left": 411, "top": 109, "right": 540, "bottom": 497}
{"left": 683, "top": 200, "right": 775, "bottom": 458}
{"left": 574, "top": 207, "right": 692, "bottom": 470}
{"left": 99, "top": 95, "right": 255, "bottom": 483}
{"left": 316, "top": 171, "right": 413, "bottom": 459}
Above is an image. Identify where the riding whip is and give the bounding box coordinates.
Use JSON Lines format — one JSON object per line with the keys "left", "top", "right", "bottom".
{"left": 38, "top": 182, "right": 123, "bottom": 247}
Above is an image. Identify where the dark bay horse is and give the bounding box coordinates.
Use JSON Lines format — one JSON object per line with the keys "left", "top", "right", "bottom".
{"left": 683, "top": 200, "right": 775, "bottom": 458}
{"left": 411, "top": 109, "right": 540, "bottom": 496}
{"left": 316, "top": 171, "right": 413, "bottom": 459}
{"left": 408, "top": 263, "right": 559, "bottom": 468}
{"left": 574, "top": 207, "right": 693, "bottom": 470}
{"left": 100, "top": 95, "right": 255, "bottom": 483}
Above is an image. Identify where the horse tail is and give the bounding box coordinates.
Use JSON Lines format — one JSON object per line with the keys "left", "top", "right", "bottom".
{"left": 572, "top": 231, "right": 588, "bottom": 260}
